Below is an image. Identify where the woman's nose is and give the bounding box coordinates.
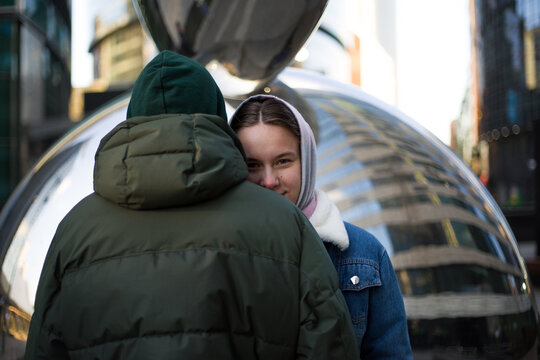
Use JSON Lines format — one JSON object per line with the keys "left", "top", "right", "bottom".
{"left": 260, "top": 169, "right": 279, "bottom": 189}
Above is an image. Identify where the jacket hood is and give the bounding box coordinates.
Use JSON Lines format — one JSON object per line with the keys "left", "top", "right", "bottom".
{"left": 95, "top": 50, "right": 246, "bottom": 210}
{"left": 94, "top": 114, "right": 247, "bottom": 210}
{"left": 126, "top": 50, "right": 227, "bottom": 120}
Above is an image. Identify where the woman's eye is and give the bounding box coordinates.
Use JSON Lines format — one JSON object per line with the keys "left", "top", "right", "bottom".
{"left": 276, "top": 159, "right": 291, "bottom": 166}
{"left": 246, "top": 161, "right": 260, "bottom": 170}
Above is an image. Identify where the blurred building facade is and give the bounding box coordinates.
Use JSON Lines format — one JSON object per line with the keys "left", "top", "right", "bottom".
{"left": 72, "top": 0, "right": 156, "bottom": 120}
{"left": 0, "top": 0, "right": 72, "bottom": 207}
{"left": 456, "top": 0, "right": 540, "bottom": 252}
{"left": 90, "top": 0, "right": 145, "bottom": 88}
{"left": 293, "top": 0, "right": 398, "bottom": 107}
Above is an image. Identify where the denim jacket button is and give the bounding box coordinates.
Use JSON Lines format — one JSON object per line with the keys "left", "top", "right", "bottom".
{"left": 350, "top": 275, "right": 360, "bottom": 285}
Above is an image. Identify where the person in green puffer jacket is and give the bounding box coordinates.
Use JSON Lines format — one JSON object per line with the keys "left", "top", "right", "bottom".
{"left": 25, "top": 50, "right": 358, "bottom": 360}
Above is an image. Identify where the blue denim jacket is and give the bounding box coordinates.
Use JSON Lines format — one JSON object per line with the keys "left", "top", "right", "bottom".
{"left": 325, "top": 222, "right": 413, "bottom": 359}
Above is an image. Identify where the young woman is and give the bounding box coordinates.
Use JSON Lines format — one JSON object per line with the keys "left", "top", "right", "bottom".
{"left": 229, "top": 94, "right": 413, "bottom": 359}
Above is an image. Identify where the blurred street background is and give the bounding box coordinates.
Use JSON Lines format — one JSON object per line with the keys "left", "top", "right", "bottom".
{"left": 1, "top": 0, "right": 540, "bottom": 281}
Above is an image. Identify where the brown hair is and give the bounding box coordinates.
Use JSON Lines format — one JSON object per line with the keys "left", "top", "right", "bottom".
{"left": 230, "top": 98, "right": 301, "bottom": 140}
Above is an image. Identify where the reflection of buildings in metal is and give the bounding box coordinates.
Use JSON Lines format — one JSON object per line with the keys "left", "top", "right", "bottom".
{"left": 0, "top": 96, "right": 131, "bottom": 357}
{"left": 0, "top": 96, "right": 130, "bottom": 323}
{"left": 134, "top": 0, "right": 328, "bottom": 95}
{"left": 0, "top": 69, "right": 538, "bottom": 358}
{"left": 287, "top": 75, "right": 538, "bottom": 356}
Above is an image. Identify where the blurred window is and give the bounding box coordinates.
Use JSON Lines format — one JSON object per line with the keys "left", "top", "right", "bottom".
{"left": 20, "top": 25, "right": 45, "bottom": 125}
{"left": 45, "top": 52, "right": 70, "bottom": 118}
{"left": 398, "top": 265, "right": 516, "bottom": 296}
{"left": 0, "top": 20, "right": 13, "bottom": 204}
{"left": 24, "top": 0, "right": 48, "bottom": 32}
{"left": 24, "top": 0, "right": 70, "bottom": 63}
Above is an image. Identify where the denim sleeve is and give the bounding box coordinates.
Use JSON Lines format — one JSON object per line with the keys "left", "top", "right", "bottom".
{"left": 361, "top": 251, "right": 413, "bottom": 359}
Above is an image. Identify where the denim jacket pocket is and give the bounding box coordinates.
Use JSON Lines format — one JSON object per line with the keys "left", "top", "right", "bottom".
{"left": 339, "top": 260, "right": 381, "bottom": 344}
{"left": 339, "top": 259, "right": 381, "bottom": 291}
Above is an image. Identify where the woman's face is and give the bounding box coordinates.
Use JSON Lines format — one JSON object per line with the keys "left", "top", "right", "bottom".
{"left": 236, "top": 123, "right": 302, "bottom": 204}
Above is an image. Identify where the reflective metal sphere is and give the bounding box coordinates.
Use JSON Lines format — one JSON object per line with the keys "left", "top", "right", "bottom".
{"left": 133, "top": 0, "right": 328, "bottom": 96}
{"left": 0, "top": 69, "right": 538, "bottom": 358}
{"left": 1, "top": 1, "right": 539, "bottom": 357}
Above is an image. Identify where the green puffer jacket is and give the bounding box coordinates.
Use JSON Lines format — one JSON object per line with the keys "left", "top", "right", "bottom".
{"left": 25, "top": 51, "right": 358, "bottom": 359}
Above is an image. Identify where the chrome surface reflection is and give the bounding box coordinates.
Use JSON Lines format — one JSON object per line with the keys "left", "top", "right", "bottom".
{"left": 275, "top": 69, "right": 539, "bottom": 358}
{"left": 0, "top": 69, "right": 538, "bottom": 358}
{"left": 134, "top": 0, "right": 328, "bottom": 96}
{"left": 0, "top": 95, "right": 130, "bottom": 357}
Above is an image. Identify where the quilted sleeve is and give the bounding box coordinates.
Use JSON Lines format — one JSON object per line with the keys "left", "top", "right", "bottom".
{"left": 296, "top": 219, "right": 359, "bottom": 359}
{"left": 25, "top": 230, "right": 69, "bottom": 360}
